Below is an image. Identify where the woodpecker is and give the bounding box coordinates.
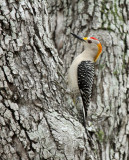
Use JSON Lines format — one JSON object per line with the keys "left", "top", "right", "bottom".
{"left": 68, "top": 33, "right": 102, "bottom": 128}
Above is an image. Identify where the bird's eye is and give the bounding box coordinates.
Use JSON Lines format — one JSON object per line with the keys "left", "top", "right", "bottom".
{"left": 88, "top": 40, "right": 92, "bottom": 43}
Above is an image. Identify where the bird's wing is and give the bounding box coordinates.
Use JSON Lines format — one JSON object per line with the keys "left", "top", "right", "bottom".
{"left": 77, "top": 61, "right": 94, "bottom": 126}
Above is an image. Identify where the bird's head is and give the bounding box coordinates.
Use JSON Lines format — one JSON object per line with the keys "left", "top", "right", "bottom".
{"left": 71, "top": 33, "right": 102, "bottom": 62}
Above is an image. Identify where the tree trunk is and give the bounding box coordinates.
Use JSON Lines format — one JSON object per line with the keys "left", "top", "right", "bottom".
{"left": 0, "top": 0, "right": 128, "bottom": 160}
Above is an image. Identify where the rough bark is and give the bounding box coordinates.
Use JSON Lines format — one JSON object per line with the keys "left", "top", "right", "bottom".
{"left": 0, "top": 0, "right": 128, "bottom": 160}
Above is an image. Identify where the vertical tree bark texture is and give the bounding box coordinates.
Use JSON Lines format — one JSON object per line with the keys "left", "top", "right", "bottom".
{"left": 0, "top": 0, "right": 128, "bottom": 160}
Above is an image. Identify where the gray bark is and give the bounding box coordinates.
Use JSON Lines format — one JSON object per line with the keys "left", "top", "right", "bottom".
{"left": 0, "top": 0, "right": 128, "bottom": 160}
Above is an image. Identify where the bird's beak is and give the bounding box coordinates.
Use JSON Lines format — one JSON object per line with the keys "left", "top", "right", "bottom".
{"left": 71, "top": 33, "right": 85, "bottom": 42}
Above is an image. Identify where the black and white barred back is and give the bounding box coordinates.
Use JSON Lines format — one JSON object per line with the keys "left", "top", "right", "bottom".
{"left": 77, "top": 61, "right": 94, "bottom": 127}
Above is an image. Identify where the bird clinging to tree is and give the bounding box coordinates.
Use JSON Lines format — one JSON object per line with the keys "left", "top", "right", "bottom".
{"left": 68, "top": 33, "right": 102, "bottom": 129}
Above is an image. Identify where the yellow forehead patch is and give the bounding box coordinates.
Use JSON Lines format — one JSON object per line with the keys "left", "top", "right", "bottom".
{"left": 83, "top": 37, "right": 88, "bottom": 40}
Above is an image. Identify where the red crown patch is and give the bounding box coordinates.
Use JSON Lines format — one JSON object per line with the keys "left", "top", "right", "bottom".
{"left": 90, "top": 37, "right": 99, "bottom": 41}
